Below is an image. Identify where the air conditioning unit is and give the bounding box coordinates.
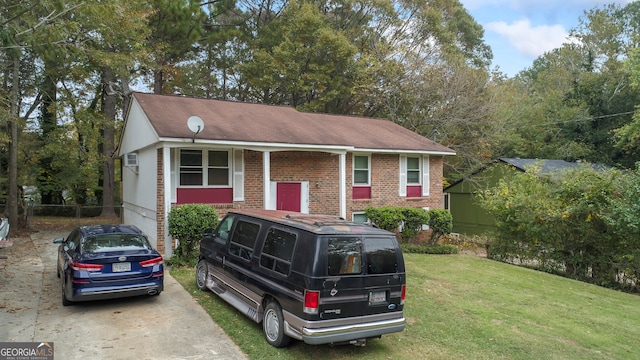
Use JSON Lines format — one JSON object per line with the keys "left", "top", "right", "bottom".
{"left": 124, "top": 153, "right": 138, "bottom": 167}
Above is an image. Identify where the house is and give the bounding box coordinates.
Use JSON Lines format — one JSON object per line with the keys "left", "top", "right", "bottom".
{"left": 118, "top": 92, "right": 456, "bottom": 256}
{"left": 444, "top": 158, "right": 605, "bottom": 236}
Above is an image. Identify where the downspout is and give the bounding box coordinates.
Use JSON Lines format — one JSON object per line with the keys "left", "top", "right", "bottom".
{"left": 339, "top": 153, "right": 346, "bottom": 219}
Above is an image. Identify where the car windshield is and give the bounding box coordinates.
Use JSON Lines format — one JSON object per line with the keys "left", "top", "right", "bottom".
{"left": 83, "top": 234, "right": 150, "bottom": 253}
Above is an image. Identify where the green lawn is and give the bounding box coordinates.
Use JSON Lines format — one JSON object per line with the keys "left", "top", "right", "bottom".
{"left": 171, "top": 254, "right": 640, "bottom": 359}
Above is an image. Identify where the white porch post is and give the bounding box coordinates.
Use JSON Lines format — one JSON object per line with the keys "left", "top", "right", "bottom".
{"left": 163, "top": 147, "right": 172, "bottom": 258}
{"left": 263, "top": 151, "right": 271, "bottom": 209}
{"left": 339, "top": 152, "right": 346, "bottom": 219}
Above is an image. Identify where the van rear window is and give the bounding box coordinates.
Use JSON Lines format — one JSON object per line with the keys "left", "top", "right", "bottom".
{"left": 327, "top": 237, "right": 362, "bottom": 276}
{"left": 327, "top": 236, "right": 399, "bottom": 276}
{"left": 363, "top": 237, "right": 398, "bottom": 274}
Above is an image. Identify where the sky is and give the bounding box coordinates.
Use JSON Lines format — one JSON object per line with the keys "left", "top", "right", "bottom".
{"left": 459, "top": 0, "right": 635, "bottom": 77}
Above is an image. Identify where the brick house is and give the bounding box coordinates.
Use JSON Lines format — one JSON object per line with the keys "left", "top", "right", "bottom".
{"left": 118, "top": 92, "right": 455, "bottom": 256}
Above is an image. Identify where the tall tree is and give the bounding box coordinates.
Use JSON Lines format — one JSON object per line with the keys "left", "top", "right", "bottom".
{"left": 147, "top": 0, "right": 206, "bottom": 94}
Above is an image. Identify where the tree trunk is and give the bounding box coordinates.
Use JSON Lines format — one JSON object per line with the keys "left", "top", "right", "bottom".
{"left": 100, "top": 67, "right": 117, "bottom": 217}
{"left": 8, "top": 54, "right": 20, "bottom": 230}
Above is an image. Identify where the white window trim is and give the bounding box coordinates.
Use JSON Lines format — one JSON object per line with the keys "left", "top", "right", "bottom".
{"left": 399, "top": 154, "right": 430, "bottom": 197}
{"left": 352, "top": 154, "right": 371, "bottom": 186}
{"left": 233, "top": 149, "right": 244, "bottom": 201}
{"left": 179, "top": 149, "right": 233, "bottom": 188}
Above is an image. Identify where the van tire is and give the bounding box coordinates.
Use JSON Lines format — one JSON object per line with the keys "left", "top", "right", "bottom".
{"left": 263, "top": 301, "right": 291, "bottom": 348}
{"left": 195, "top": 260, "right": 208, "bottom": 291}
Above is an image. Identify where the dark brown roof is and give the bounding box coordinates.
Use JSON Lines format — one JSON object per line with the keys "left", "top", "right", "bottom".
{"left": 131, "top": 92, "right": 455, "bottom": 154}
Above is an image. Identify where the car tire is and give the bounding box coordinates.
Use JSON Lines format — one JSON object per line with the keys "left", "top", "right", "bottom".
{"left": 195, "top": 260, "right": 208, "bottom": 291}
{"left": 263, "top": 301, "right": 291, "bottom": 348}
{"left": 56, "top": 263, "right": 60, "bottom": 278}
{"left": 61, "top": 280, "right": 73, "bottom": 307}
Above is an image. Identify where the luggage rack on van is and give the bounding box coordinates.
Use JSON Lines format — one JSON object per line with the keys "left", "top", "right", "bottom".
{"left": 284, "top": 213, "right": 347, "bottom": 227}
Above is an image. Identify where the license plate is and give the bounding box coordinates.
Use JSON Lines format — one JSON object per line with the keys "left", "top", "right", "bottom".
{"left": 112, "top": 262, "right": 131, "bottom": 272}
{"left": 369, "top": 290, "right": 387, "bottom": 305}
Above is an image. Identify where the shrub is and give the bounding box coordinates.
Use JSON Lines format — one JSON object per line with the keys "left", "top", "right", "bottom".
{"left": 401, "top": 244, "right": 458, "bottom": 254}
{"left": 365, "top": 206, "right": 429, "bottom": 242}
{"left": 428, "top": 209, "right": 453, "bottom": 245}
{"left": 168, "top": 204, "right": 219, "bottom": 266}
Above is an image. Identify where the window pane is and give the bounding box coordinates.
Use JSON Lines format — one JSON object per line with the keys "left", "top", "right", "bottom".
{"left": 364, "top": 237, "right": 398, "bottom": 274}
{"left": 353, "top": 213, "right": 368, "bottom": 223}
{"left": 229, "top": 220, "right": 260, "bottom": 260}
{"left": 180, "top": 170, "right": 203, "bottom": 185}
{"left": 180, "top": 150, "right": 202, "bottom": 166}
{"left": 407, "top": 170, "right": 420, "bottom": 184}
{"left": 407, "top": 157, "right": 420, "bottom": 170}
{"left": 354, "top": 170, "right": 368, "bottom": 184}
{"left": 208, "top": 168, "right": 229, "bottom": 186}
{"left": 354, "top": 156, "right": 368, "bottom": 169}
{"left": 209, "top": 151, "right": 228, "bottom": 167}
{"left": 327, "top": 237, "right": 362, "bottom": 276}
{"left": 262, "top": 228, "right": 296, "bottom": 262}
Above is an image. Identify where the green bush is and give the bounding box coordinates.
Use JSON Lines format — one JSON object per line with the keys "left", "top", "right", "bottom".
{"left": 428, "top": 209, "right": 453, "bottom": 245}
{"left": 168, "top": 204, "right": 219, "bottom": 266}
{"left": 401, "top": 244, "right": 458, "bottom": 254}
{"left": 365, "top": 206, "right": 429, "bottom": 242}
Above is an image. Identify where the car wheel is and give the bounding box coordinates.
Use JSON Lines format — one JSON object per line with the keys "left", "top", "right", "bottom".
{"left": 56, "top": 263, "right": 60, "bottom": 278}
{"left": 61, "top": 280, "right": 73, "bottom": 307}
{"left": 263, "top": 301, "right": 291, "bottom": 348}
{"left": 195, "top": 260, "right": 208, "bottom": 291}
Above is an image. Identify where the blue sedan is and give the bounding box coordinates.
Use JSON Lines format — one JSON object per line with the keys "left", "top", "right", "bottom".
{"left": 54, "top": 224, "right": 164, "bottom": 306}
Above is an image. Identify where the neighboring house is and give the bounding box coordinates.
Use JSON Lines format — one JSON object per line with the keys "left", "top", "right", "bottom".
{"left": 118, "top": 92, "right": 455, "bottom": 256}
{"left": 444, "top": 158, "right": 605, "bottom": 236}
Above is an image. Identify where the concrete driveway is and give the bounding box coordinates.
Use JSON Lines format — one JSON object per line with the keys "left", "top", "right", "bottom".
{"left": 0, "top": 230, "right": 248, "bottom": 360}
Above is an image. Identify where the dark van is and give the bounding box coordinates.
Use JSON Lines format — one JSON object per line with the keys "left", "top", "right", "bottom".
{"left": 196, "top": 209, "right": 406, "bottom": 347}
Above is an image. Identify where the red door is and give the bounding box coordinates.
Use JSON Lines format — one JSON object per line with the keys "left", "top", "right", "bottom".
{"left": 277, "top": 182, "right": 301, "bottom": 212}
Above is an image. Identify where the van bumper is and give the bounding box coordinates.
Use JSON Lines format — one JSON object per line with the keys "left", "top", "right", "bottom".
{"left": 300, "top": 317, "right": 406, "bottom": 345}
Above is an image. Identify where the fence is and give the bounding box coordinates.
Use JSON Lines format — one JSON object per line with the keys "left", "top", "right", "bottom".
{"left": 25, "top": 204, "right": 123, "bottom": 230}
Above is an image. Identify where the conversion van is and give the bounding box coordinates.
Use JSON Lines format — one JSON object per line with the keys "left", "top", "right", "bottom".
{"left": 196, "top": 209, "right": 406, "bottom": 347}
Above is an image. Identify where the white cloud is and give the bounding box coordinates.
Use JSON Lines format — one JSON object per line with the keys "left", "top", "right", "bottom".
{"left": 485, "top": 18, "right": 570, "bottom": 58}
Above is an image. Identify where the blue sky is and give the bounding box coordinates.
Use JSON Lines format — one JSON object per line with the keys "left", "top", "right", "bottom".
{"left": 460, "top": 0, "right": 635, "bottom": 77}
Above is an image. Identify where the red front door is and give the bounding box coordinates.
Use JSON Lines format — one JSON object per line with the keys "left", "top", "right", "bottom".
{"left": 277, "top": 182, "right": 301, "bottom": 212}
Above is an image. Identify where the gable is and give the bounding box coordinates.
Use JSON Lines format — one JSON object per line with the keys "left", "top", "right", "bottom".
{"left": 119, "top": 98, "right": 161, "bottom": 156}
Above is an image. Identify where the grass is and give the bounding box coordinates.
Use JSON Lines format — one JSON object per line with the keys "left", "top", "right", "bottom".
{"left": 171, "top": 254, "right": 640, "bottom": 359}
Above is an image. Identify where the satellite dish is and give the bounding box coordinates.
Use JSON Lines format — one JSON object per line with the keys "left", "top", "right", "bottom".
{"left": 187, "top": 116, "right": 204, "bottom": 134}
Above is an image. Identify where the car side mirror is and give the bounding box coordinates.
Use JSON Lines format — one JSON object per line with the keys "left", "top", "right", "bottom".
{"left": 53, "top": 237, "right": 64, "bottom": 244}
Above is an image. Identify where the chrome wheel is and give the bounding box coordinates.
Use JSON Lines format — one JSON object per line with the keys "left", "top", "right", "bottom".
{"left": 195, "top": 260, "right": 208, "bottom": 291}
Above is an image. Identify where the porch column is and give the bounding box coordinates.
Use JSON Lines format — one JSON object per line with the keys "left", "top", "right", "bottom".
{"left": 263, "top": 151, "right": 271, "bottom": 209}
{"left": 339, "top": 152, "right": 346, "bottom": 219}
{"left": 163, "top": 146, "right": 172, "bottom": 258}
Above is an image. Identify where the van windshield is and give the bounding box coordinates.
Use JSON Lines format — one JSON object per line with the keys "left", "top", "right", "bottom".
{"left": 327, "top": 236, "right": 398, "bottom": 276}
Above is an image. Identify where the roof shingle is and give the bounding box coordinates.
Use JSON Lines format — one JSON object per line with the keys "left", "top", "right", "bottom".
{"left": 131, "top": 92, "right": 455, "bottom": 154}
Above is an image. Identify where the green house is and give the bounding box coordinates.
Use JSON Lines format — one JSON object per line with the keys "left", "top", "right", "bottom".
{"left": 444, "top": 158, "right": 600, "bottom": 236}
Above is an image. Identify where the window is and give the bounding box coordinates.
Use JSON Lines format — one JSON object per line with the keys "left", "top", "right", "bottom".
{"left": 352, "top": 212, "right": 368, "bottom": 223}
{"left": 353, "top": 155, "right": 370, "bottom": 185}
{"left": 364, "top": 237, "right": 398, "bottom": 274}
{"left": 399, "top": 155, "right": 430, "bottom": 197}
{"left": 327, "top": 237, "right": 362, "bottom": 276}
{"left": 208, "top": 150, "right": 229, "bottom": 186}
{"left": 179, "top": 149, "right": 230, "bottom": 186}
{"left": 214, "top": 215, "right": 235, "bottom": 245}
{"left": 229, "top": 220, "right": 260, "bottom": 261}
{"left": 407, "top": 157, "right": 420, "bottom": 184}
{"left": 180, "top": 150, "right": 203, "bottom": 185}
{"left": 260, "top": 228, "right": 297, "bottom": 275}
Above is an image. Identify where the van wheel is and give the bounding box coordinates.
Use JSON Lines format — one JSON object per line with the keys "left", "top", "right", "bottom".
{"left": 263, "top": 301, "right": 291, "bottom": 348}
{"left": 195, "top": 260, "right": 208, "bottom": 291}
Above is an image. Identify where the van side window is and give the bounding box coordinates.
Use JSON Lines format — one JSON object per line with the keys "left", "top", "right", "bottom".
{"left": 214, "top": 215, "right": 235, "bottom": 245}
{"left": 260, "top": 228, "right": 296, "bottom": 275}
{"left": 229, "top": 220, "right": 260, "bottom": 261}
{"left": 364, "top": 237, "right": 398, "bottom": 274}
{"left": 327, "top": 237, "right": 362, "bottom": 276}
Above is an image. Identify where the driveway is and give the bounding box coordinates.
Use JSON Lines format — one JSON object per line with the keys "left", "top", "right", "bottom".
{"left": 0, "top": 230, "right": 248, "bottom": 360}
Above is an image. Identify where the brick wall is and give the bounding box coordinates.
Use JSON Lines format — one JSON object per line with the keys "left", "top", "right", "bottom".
{"left": 163, "top": 149, "right": 446, "bottom": 231}
{"left": 156, "top": 149, "right": 165, "bottom": 254}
